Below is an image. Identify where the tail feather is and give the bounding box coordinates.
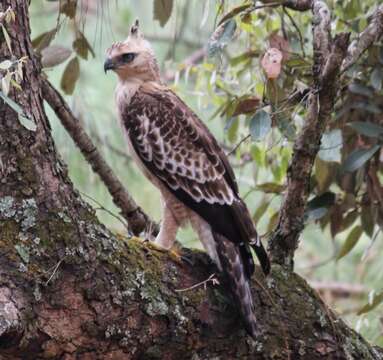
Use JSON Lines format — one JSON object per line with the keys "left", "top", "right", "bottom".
{"left": 231, "top": 199, "right": 270, "bottom": 276}
{"left": 213, "top": 232, "right": 260, "bottom": 338}
{"left": 250, "top": 235, "right": 271, "bottom": 276}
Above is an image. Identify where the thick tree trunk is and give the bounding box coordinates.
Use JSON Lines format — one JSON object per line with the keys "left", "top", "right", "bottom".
{"left": 0, "top": 1, "right": 382, "bottom": 359}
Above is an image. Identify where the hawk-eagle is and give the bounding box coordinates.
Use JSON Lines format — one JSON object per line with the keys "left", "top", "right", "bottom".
{"left": 104, "top": 20, "right": 270, "bottom": 337}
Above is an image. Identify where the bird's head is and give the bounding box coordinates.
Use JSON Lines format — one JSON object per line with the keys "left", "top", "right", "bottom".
{"left": 104, "top": 20, "right": 161, "bottom": 82}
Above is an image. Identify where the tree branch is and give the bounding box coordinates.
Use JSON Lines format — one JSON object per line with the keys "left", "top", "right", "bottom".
{"left": 268, "top": 1, "right": 350, "bottom": 268}
{"left": 41, "top": 78, "right": 157, "bottom": 236}
{"left": 341, "top": 4, "right": 383, "bottom": 73}
{"left": 260, "top": 0, "right": 313, "bottom": 11}
{"left": 282, "top": 0, "right": 313, "bottom": 11}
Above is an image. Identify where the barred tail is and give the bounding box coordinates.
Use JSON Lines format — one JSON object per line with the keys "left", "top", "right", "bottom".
{"left": 213, "top": 232, "right": 260, "bottom": 338}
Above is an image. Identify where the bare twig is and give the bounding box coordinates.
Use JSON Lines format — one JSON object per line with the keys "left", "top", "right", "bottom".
{"left": 341, "top": 5, "right": 383, "bottom": 73}
{"left": 175, "top": 273, "right": 219, "bottom": 292}
{"left": 79, "top": 191, "right": 128, "bottom": 228}
{"left": 44, "top": 257, "right": 65, "bottom": 286}
{"left": 309, "top": 281, "right": 369, "bottom": 296}
{"left": 227, "top": 134, "right": 251, "bottom": 156}
{"left": 92, "top": 132, "right": 132, "bottom": 161}
{"left": 41, "top": 78, "right": 158, "bottom": 236}
{"left": 283, "top": 6, "right": 306, "bottom": 57}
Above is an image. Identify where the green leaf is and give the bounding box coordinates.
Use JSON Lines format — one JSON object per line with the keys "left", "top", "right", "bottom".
{"left": 275, "top": 114, "right": 296, "bottom": 141}
{"left": 315, "top": 158, "right": 334, "bottom": 193}
{"left": 256, "top": 183, "right": 284, "bottom": 194}
{"left": 351, "top": 101, "right": 381, "bottom": 114}
{"left": 250, "top": 144, "right": 265, "bottom": 166}
{"left": 341, "top": 145, "right": 381, "bottom": 173}
{"left": 370, "top": 67, "right": 383, "bottom": 91}
{"left": 230, "top": 50, "right": 258, "bottom": 66}
{"left": 1, "top": 25, "right": 12, "bottom": 53}
{"left": 208, "top": 19, "right": 237, "bottom": 57}
{"left": 318, "top": 129, "right": 342, "bottom": 162}
{"left": 336, "top": 225, "right": 363, "bottom": 260}
{"left": 225, "top": 117, "right": 239, "bottom": 143}
{"left": 357, "top": 290, "right": 383, "bottom": 315}
{"left": 267, "top": 212, "right": 279, "bottom": 233}
{"left": 250, "top": 110, "right": 271, "bottom": 141}
{"left": 305, "top": 192, "right": 336, "bottom": 221}
{"left": 60, "top": 57, "right": 80, "bottom": 95}
{"left": 0, "top": 91, "right": 36, "bottom": 131}
{"left": 153, "top": 0, "right": 173, "bottom": 27}
{"left": 349, "top": 121, "right": 383, "bottom": 138}
{"left": 349, "top": 83, "right": 373, "bottom": 97}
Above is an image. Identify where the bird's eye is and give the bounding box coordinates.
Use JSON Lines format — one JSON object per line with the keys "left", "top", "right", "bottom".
{"left": 121, "top": 53, "right": 136, "bottom": 63}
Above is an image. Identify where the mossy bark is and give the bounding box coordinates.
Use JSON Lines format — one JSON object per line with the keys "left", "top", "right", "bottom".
{"left": 0, "top": 1, "right": 383, "bottom": 359}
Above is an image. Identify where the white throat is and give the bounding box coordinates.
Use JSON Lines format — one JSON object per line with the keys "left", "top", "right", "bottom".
{"left": 115, "top": 78, "right": 142, "bottom": 109}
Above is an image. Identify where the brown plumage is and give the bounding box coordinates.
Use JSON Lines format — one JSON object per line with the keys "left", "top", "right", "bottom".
{"left": 105, "top": 20, "right": 270, "bottom": 337}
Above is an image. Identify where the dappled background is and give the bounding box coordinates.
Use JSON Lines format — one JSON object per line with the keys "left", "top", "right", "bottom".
{"left": 28, "top": 0, "right": 382, "bottom": 346}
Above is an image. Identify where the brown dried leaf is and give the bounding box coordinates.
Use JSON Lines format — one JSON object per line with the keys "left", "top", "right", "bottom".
{"left": 330, "top": 205, "right": 343, "bottom": 238}
{"left": 32, "top": 29, "right": 57, "bottom": 52}
{"left": 60, "top": 57, "right": 80, "bottom": 95}
{"left": 60, "top": 0, "right": 77, "bottom": 19}
{"left": 73, "top": 31, "right": 95, "bottom": 60}
{"left": 261, "top": 48, "right": 283, "bottom": 79}
{"left": 153, "top": 0, "right": 173, "bottom": 27}
{"left": 232, "top": 96, "right": 261, "bottom": 116}
{"left": 41, "top": 45, "right": 72, "bottom": 68}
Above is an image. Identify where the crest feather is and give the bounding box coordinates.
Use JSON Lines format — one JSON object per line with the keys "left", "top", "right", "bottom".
{"left": 130, "top": 19, "right": 141, "bottom": 38}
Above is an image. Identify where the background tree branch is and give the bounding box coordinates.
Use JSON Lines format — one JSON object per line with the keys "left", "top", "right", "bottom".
{"left": 341, "top": 4, "right": 383, "bottom": 72}
{"left": 268, "top": 1, "right": 350, "bottom": 268}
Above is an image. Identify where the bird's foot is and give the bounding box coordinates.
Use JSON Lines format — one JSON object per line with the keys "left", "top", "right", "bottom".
{"left": 141, "top": 239, "right": 193, "bottom": 265}
{"left": 141, "top": 238, "right": 182, "bottom": 264}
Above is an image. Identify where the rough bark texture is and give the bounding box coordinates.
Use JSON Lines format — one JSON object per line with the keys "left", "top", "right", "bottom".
{"left": 41, "top": 79, "right": 156, "bottom": 237}
{"left": 1, "top": 1, "right": 383, "bottom": 359}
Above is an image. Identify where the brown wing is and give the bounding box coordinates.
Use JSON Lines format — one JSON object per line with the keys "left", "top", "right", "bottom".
{"left": 123, "top": 85, "right": 236, "bottom": 206}
{"left": 122, "top": 84, "right": 269, "bottom": 275}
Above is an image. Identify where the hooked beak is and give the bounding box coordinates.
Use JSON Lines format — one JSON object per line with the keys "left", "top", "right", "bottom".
{"left": 104, "top": 58, "right": 115, "bottom": 73}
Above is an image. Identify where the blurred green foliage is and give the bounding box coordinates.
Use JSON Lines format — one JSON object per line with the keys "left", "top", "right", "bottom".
{"left": 24, "top": 0, "right": 382, "bottom": 345}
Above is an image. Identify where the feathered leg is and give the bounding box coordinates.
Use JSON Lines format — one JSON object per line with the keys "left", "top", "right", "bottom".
{"left": 154, "top": 199, "right": 179, "bottom": 249}
{"left": 213, "top": 232, "right": 260, "bottom": 338}
{"left": 190, "top": 215, "right": 222, "bottom": 270}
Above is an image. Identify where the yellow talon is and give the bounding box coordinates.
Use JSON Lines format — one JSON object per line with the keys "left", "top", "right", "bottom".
{"left": 140, "top": 239, "right": 183, "bottom": 264}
